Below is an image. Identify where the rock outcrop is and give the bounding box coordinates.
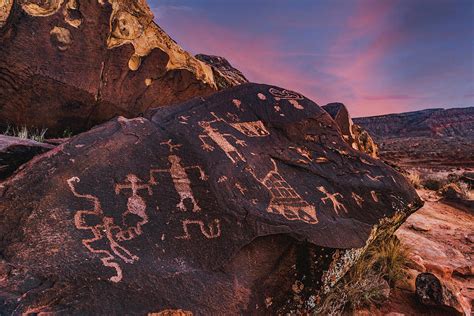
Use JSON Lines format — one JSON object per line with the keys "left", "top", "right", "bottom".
{"left": 0, "top": 0, "right": 217, "bottom": 136}
{"left": 196, "top": 54, "right": 249, "bottom": 89}
{"left": 323, "top": 103, "right": 378, "bottom": 158}
{"left": 0, "top": 84, "right": 422, "bottom": 314}
{"left": 0, "top": 135, "right": 54, "bottom": 179}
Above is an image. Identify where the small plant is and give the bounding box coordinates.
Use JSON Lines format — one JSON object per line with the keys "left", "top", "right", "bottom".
{"left": 439, "top": 182, "right": 470, "bottom": 200}
{"left": 406, "top": 170, "right": 421, "bottom": 189}
{"left": 62, "top": 128, "right": 73, "bottom": 138}
{"left": 2, "top": 125, "right": 48, "bottom": 142}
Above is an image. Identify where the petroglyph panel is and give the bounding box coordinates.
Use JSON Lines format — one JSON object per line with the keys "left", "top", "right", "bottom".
{"left": 176, "top": 219, "right": 221, "bottom": 240}
{"left": 249, "top": 159, "right": 318, "bottom": 224}
{"left": 229, "top": 121, "right": 270, "bottom": 137}
{"left": 317, "top": 186, "right": 347, "bottom": 215}
{"left": 268, "top": 87, "right": 304, "bottom": 100}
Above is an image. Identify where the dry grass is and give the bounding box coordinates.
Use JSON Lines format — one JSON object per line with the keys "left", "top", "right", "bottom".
{"left": 406, "top": 170, "right": 421, "bottom": 189}
{"left": 3, "top": 125, "right": 48, "bottom": 142}
{"left": 316, "top": 235, "right": 409, "bottom": 315}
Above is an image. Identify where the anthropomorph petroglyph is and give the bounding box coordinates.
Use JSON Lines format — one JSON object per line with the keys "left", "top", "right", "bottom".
{"left": 176, "top": 219, "right": 221, "bottom": 240}
{"left": 352, "top": 192, "right": 364, "bottom": 207}
{"left": 198, "top": 112, "right": 247, "bottom": 163}
{"left": 114, "top": 174, "right": 152, "bottom": 240}
{"left": 67, "top": 177, "right": 139, "bottom": 283}
{"left": 317, "top": 186, "right": 347, "bottom": 215}
{"left": 151, "top": 139, "right": 207, "bottom": 212}
{"left": 248, "top": 159, "right": 318, "bottom": 224}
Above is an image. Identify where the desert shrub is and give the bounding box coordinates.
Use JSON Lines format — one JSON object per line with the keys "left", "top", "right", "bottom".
{"left": 406, "top": 171, "right": 421, "bottom": 189}
{"left": 3, "top": 125, "right": 47, "bottom": 142}
{"left": 440, "top": 182, "right": 470, "bottom": 200}
{"left": 315, "top": 235, "right": 409, "bottom": 315}
{"left": 421, "top": 178, "right": 445, "bottom": 191}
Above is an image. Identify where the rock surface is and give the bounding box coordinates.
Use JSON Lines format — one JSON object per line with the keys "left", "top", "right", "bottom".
{"left": 323, "top": 103, "right": 378, "bottom": 158}
{"left": 0, "top": 0, "right": 217, "bottom": 135}
{"left": 196, "top": 54, "right": 249, "bottom": 89}
{"left": 0, "top": 135, "right": 54, "bottom": 179}
{"left": 395, "top": 191, "right": 473, "bottom": 315}
{"left": 0, "top": 83, "right": 422, "bottom": 314}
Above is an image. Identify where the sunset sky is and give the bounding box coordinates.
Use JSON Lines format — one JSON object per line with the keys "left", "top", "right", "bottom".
{"left": 151, "top": 0, "right": 474, "bottom": 117}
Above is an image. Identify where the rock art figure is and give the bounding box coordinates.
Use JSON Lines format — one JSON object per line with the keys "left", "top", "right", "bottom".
{"left": 150, "top": 140, "right": 207, "bottom": 212}
{"left": 67, "top": 177, "right": 138, "bottom": 283}
{"left": 249, "top": 159, "right": 318, "bottom": 224}
{"left": 176, "top": 219, "right": 221, "bottom": 240}
{"left": 317, "top": 186, "right": 347, "bottom": 215}
{"left": 268, "top": 87, "right": 304, "bottom": 100}
{"left": 352, "top": 192, "right": 364, "bottom": 207}
{"left": 198, "top": 112, "right": 247, "bottom": 163}
{"left": 229, "top": 120, "right": 270, "bottom": 137}
{"left": 114, "top": 174, "right": 153, "bottom": 240}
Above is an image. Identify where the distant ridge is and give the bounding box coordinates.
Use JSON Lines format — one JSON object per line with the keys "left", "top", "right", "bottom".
{"left": 354, "top": 107, "right": 474, "bottom": 139}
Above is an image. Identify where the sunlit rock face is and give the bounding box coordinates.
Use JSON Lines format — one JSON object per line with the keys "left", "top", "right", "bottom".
{"left": 196, "top": 54, "right": 249, "bottom": 89}
{"left": 0, "top": 83, "right": 421, "bottom": 314}
{"left": 0, "top": 0, "right": 216, "bottom": 135}
{"left": 323, "top": 102, "right": 379, "bottom": 158}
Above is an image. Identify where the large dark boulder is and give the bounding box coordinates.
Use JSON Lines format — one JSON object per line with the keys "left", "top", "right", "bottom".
{"left": 0, "top": 83, "right": 422, "bottom": 314}
{"left": 0, "top": 0, "right": 217, "bottom": 136}
{"left": 0, "top": 135, "right": 54, "bottom": 179}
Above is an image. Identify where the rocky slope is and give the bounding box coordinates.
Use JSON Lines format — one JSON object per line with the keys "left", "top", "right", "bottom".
{"left": 0, "top": 83, "right": 422, "bottom": 314}
{"left": 196, "top": 54, "right": 249, "bottom": 89}
{"left": 0, "top": 0, "right": 217, "bottom": 135}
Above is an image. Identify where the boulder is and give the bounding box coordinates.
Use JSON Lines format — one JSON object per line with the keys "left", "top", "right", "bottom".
{"left": 0, "top": 135, "right": 54, "bottom": 180}
{"left": 322, "top": 103, "right": 378, "bottom": 158}
{"left": 196, "top": 54, "right": 249, "bottom": 89}
{"left": 0, "top": 83, "right": 422, "bottom": 314}
{"left": 0, "top": 0, "right": 217, "bottom": 136}
{"left": 416, "top": 273, "right": 464, "bottom": 315}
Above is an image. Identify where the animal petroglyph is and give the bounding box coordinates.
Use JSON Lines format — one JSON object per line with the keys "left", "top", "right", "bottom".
{"left": 290, "top": 146, "right": 313, "bottom": 163}
{"left": 268, "top": 87, "right": 304, "bottom": 100}
{"left": 151, "top": 140, "right": 207, "bottom": 212}
{"left": 176, "top": 219, "right": 221, "bottom": 240}
{"left": 248, "top": 159, "right": 318, "bottom": 224}
{"left": 352, "top": 192, "right": 364, "bottom": 207}
{"left": 198, "top": 113, "right": 247, "bottom": 163}
{"left": 317, "top": 186, "right": 347, "bottom": 215}
{"left": 229, "top": 120, "right": 270, "bottom": 137}
{"left": 114, "top": 174, "right": 152, "bottom": 241}
{"left": 67, "top": 177, "right": 139, "bottom": 283}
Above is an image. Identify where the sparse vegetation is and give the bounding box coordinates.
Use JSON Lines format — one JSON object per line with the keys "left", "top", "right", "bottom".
{"left": 2, "top": 125, "right": 48, "bottom": 142}
{"left": 439, "top": 182, "right": 470, "bottom": 200}
{"left": 316, "top": 235, "right": 409, "bottom": 315}
{"left": 406, "top": 170, "right": 421, "bottom": 188}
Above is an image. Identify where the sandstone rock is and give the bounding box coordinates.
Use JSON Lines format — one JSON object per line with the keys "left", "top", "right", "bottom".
{"left": 0, "top": 84, "right": 422, "bottom": 314}
{"left": 322, "top": 103, "right": 378, "bottom": 158}
{"left": 0, "top": 135, "right": 54, "bottom": 179}
{"left": 0, "top": 0, "right": 217, "bottom": 136}
{"left": 416, "top": 273, "right": 464, "bottom": 315}
{"left": 196, "top": 54, "right": 249, "bottom": 89}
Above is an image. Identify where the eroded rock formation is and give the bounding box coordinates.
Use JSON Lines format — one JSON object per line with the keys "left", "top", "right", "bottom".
{"left": 323, "top": 103, "right": 378, "bottom": 158}
{"left": 196, "top": 54, "right": 249, "bottom": 89}
{"left": 0, "top": 84, "right": 422, "bottom": 314}
{"left": 0, "top": 0, "right": 217, "bottom": 135}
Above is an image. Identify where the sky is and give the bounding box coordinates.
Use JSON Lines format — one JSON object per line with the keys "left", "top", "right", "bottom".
{"left": 150, "top": 0, "right": 474, "bottom": 117}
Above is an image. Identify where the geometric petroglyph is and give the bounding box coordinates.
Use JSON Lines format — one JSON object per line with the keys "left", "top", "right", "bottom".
{"left": 151, "top": 140, "right": 207, "bottom": 212}
{"left": 248, "top": 159, "right": 318, "bottom": 224}
{"left": 317, "top": 186, "right": 347, "bottom": 215}
{"left": 371, "top": 191, "right": 379, "bottom": 202}
{"left": 175, "top": 219, "right": 221, "bottom": 240}
{"left": 199, "top": 112, "right": 247, "bottom": 163}
{"left": 229, "top": 120, "right": 270, "bottom": 137}
{"left": 67, "top": 176, "right": 140, "bottom": 283}
{"left": 269, "top": 87, "right": 304, "bottom": 100}
{"left": 366, "top": 174, "right": 384, "bottom": 182}
{"left": 257, "top": 93, "right": 267, "bottom": 100}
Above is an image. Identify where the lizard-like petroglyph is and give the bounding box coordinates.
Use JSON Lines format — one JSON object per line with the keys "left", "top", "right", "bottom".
{"left": 248, "top": 159, "right": 318, "bottom": 224}
{"left": 176, "top": 219, "right": 221, "bottom": 240}
{"left": 317, "top": 186, "right": 347, "bottom": 215}
{"left": 151, "top": 139, "right": 207, "bottom": 212}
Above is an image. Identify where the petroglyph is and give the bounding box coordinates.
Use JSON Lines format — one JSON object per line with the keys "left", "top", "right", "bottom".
{"left": 67, "top": 177, "right": 138, "bottom": 283}
{"left": 248, "top": 159, "right": 318, "bottom": 224}
{"left": 289, "top": 99, "right": 304, "bottom": 110}
{"left": 290, "top": 146, "right": 313, "bottom": 163}
{"left": 151, "top": 140, "right": 207, "bottom": 212}
{"left": 232, "top": 99, "right": 242, "bottom": 110}
{"left": 235, "top": 182, "right": 247, "bottom": 195}
{"left": 317, "top": 186, "right": 347, "bottom": 215}
{"left": 114, "top": 174, "right": 152, "bottom": 240}
{"left": 371, "top": 191, "right": 379, "bottom": 202}
{"left": 229, "top": 120, "right": 270, "bottom": 137}
{"left": 176, "top": 219, "right": 221, "bottom": 240}
{"left": 352, "top": 192, "right": 364, "bottom": 207}
{"left": 268, "top": 87, "right": 304, "bottom": 100}
{"left": 198, "top": 113, "right": 247, "bottom": 163}
{"left": 257, "top": 93, "right": 267, "bottom": 100}
{"left": 366, "top": 174, "right": 384, "bottom": 182}
{"left": 178, "top": 115, "right": 190, "bottom": 124}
